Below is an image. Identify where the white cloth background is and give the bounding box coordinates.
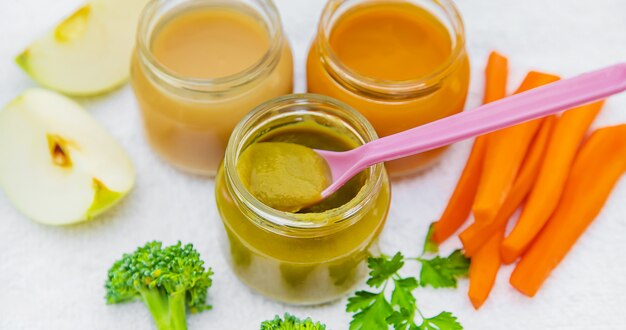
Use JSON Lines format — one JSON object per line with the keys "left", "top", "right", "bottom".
{"left": 1, "top": 0, "right": 625, "bottom": 329}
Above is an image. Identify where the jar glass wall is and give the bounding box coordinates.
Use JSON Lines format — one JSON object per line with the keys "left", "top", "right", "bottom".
{"left": 215, "top": 94, "right": 391, "bottom": 304}
{"left": 132, "top": 0, "right": 293, "bottom": 176}
{"left": 307, "top": 0, "right": 470, "bottom": 176}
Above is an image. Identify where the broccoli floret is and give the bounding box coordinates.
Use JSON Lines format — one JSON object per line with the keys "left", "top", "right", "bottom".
{"left": 261, "top": 313, "right": 327, "bottom": 330}
{"left": 105, "top": 241, "right": 213, "bottom": 330}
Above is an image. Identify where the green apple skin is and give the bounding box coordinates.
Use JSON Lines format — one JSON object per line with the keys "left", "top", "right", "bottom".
{"left": 85, "top": 179, "right": 125, "bottom": 220}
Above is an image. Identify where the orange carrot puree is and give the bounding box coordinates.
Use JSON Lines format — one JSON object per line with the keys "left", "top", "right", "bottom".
{"left": 329, "top": 3, "right": 451, "bottom": 81}
{"left": 307, "top": 2, "right": 470, "bottom": 176}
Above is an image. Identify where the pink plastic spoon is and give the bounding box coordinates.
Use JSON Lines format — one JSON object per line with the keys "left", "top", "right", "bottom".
{"left": 317, "top": 63, "right": 626, "bottom": 198}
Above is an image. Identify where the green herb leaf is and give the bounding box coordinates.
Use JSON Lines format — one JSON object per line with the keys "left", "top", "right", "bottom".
{"left": 347, "top": 250, "right": 466, "bottom": 330}
{"left": 417, "top": 312, "right": 463, "bottom": 330}
{"left": 260, "top": 313, "right": 326, "bottom": 330}
{"left": 346, "top": 291, "right": 379, "bottom": 312}
{"left": 349, "top": 293, "right": 393, "bottom": 330}
{"left": 423, "top": 223, "right": 439, "bottom": 254}
{"left": 367, "top": 252, "right": 404, "bottom": 288}
{"left": 387, "top": 277, "right": 419, "bottom": 330}
{"left": 387, "top": 307, "right": 419, "bottom": 330}
{"left": 418, "top": 250, "right": 470, "bottom": 288}
{"left": 348, "top": 254, "right": 410, "bottom": 330}
{"left": 391, "top": 277, "right": 418, "bottom": 309}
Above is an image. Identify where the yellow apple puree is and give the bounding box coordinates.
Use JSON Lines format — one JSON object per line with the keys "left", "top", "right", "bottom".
{"left": 151, "top": 9, "right": 269, "bottom": 79}
{"left": 215, "top": 94, "right": 391, "bottom": 304}
{"left": 132, "top": 1, "right": 293, "bottom": 175}
{"left": 307, "top": 0, "right": 470, "bottom": 176}
{"left": 237, "top": 142, "right": 331, "bottom": 212}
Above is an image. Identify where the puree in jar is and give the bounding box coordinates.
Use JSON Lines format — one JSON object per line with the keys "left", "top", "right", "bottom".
{"left": 237, "top": 142, "right": 331, "bottom": 212}
{"left": 131, "top": 3, "right": 293, "bottom": 175}
{"left": 251, "top": 121, "right": 366, "bottom": 214}
{"left": 329, "top": 3, "right": 451, "bottom": 81}
{"left": 307, "top": 1, "right": 470, "bottom": 176}
{"left": 216, "top": 118, "right": 389, "bottom": 304}
{"left": 151, "top": 8, "right": 269, "bottom": 79}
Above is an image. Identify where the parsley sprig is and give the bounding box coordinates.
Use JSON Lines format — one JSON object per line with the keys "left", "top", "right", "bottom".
{"left": 346, "top": 223, "right": 470, "bottom": 330}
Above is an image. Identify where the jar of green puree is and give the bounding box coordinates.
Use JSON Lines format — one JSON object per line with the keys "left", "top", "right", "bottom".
{"left": 215, "top": 94, "right": 391, "bottom": 304}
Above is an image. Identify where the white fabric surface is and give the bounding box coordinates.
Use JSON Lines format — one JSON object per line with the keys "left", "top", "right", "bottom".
{"left": 1, "top": 0, "right": 626, "bottom": 329}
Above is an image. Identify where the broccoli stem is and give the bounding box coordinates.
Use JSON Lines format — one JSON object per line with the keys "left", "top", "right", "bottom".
{"left": 138, "top": 287, "right": 187, "bottom": 330}
{"left": 168, "top": 291, "right": 188, "bottom": 330}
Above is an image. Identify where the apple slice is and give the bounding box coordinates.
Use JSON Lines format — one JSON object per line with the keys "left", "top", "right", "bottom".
{"left": 16, "top": 0, "right": 150, "bottom": 96}
{"left": 0, "top": 89, "right": 135, "bottom": 225}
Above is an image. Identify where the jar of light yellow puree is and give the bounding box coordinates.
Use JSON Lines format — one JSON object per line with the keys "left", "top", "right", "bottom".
{"left": 132, "top": 0, "right": 293, "bottom": 175}
{"left": 215, "top": 94, "right": 391, "bottom": 304}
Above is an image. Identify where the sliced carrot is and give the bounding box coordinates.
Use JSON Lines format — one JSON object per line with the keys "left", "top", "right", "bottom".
{"left": 468, "top": 228, "right": 504, "bottom": 309}
{"left": 510, "top": 124, "right": 626, "bottom": 297}
{"left": 472, "top": 72, "right": 560, "bottom": 224}
{"left": 433, "top": 52, "right": 508, "bottom": 243}
{"left": 483, "top": 52, "right": 509, "bottom": 104}
{"left": 501, "top": 101, "right": 604, "bottom": 264}
{"left": 433, "top": 139, "right": 488, "bottom": 243}
{"left": 460, "top": 116, "right": 557, "bottom": 256}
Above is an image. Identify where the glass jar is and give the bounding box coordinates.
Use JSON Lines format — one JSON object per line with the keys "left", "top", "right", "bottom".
{"left": 131, "top": 0, "right": 293, "bottom": 176}
{"left": 307, "top": 0, "right": 470, "bottom": 177}
{"left": 215, "top": 94, "right": 391, "bottom": 304}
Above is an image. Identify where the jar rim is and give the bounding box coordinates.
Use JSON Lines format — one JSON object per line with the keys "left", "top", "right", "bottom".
{"left": 316, "top": 0, "right": 467, "bottom": 99}
{"left": 136, "top": 0, "right": 285, "bottom": 93}
{"left": 223, "top": 93, "right": 385, "bottom": 237}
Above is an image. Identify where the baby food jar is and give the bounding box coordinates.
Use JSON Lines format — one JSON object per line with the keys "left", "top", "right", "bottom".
{"left": 131, "top": 0, "right": 293, "bottom": 176}
{"left": 215, "top": 94, "right": 391, "bottom": 304}
{"left": 307, "top": 0, "right": 470, "bottom": 176}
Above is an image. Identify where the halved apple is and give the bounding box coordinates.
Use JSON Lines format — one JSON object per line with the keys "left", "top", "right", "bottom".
{"left": 0, "top": 89, "right": 135, "bottom": 225}
{"left": 16, "top": 0, "right": 150, "bottom": 96}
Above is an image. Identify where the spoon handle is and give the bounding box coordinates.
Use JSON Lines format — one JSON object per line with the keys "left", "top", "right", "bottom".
{"left": 362, "top": 63, "right": 626, "bottom": 166}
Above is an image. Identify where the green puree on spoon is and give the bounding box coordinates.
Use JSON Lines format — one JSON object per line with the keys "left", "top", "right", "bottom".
{"left": 237, "top": 142, "right": 331, "bottom": 212}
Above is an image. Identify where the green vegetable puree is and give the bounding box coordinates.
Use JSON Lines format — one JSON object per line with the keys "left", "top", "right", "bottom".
{"left": 237, "top": 122, "right": 366, "bottom": 214}
{"left": 216, "top": 120, "right": 389, "bottom": 304}
{"left": 237, "top": 142, "right": 331, "bottom": 212}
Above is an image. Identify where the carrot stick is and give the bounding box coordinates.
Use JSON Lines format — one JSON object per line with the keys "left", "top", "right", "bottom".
{"left": 468, "top": 228, "right": 504, "bottom": 309}
{"left": 472, "top": 72, "right": 560, "bottom": 224}
{"left": 460, "top": 116, "right": 557, "bottom": 257}
{"left": 433, "top": 138, "right": 487, "bottom": 243}
{"left": 433, "top": 52, "right": 508, "bottom": 243}
{"left": 510, "top": 124, "right": 626, "bottom": 297}
{"left": 501, "top": 101, "right": 604, "bottom": 264}
{"left": 483, "top": 52, "right": 509, "bottom": 104}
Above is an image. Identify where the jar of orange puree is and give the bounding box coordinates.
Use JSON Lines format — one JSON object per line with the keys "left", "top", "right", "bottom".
{"left": 307, "top": 0, "right": 470, "bottom": 176}
{"left": 215, "top": 94, "right": 391, "bottom": 304}
{"left": 132, "top": 0, "right": 293, "bottom": 175}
